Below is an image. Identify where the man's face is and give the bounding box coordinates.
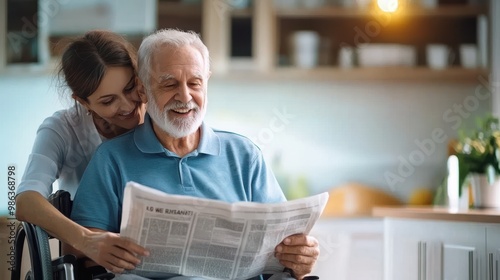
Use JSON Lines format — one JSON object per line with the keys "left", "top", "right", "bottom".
{"left": 146, "top": 45, "right": 208, "bottom": 138}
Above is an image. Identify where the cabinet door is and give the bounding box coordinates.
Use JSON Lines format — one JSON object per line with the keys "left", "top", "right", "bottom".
{"left": 385, "top": 219, "right": 430, "bottom": 280}
{"left": 385, "top": 219, "right": 485, "bottom": 280}
{"left": 442, "top": 244, "right": 476, "bottom": 280}
{"left": 310, "top": 218, "right": 384, "bottom": 280}
{"left": 486, "top": 226, "right": 500, "bottom": 280}
{"left": 438, "top": 223, "right": 485, "bottom": 280}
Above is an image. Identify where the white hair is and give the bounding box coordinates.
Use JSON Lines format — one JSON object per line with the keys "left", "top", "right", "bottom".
{"left": 138, "top": 29, "right": 210, "bottom": 93}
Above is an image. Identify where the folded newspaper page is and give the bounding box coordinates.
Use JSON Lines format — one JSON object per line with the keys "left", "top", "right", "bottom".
{"left": 119, "top": 181, "right": 329, "bottom": 280}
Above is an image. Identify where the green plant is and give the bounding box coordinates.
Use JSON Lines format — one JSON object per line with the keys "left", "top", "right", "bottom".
{"left": 454, "top": 115, "right": 500, "bottom": 195}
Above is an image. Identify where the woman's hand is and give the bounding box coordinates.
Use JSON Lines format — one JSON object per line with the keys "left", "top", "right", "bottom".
{"left": 274, "top": 234, "right": 319, "bottom": 280}
{"left": 69, "top": 228, "right": 150, "bottom": 274}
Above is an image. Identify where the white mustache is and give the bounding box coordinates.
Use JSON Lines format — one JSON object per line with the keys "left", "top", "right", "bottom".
{"left": 165, "top": 101, "right": 199, "bottom": 111}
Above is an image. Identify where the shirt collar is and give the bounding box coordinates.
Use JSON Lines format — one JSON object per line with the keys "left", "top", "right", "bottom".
{"left": 134, "top": 114, "right": 220, "bottom": 156}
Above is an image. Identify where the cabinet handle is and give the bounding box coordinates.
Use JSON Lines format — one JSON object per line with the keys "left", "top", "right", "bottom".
{"left": 418, "top": 242, "right": 421, "bottom": 280}
{"left": 469, "top": 251, "right": 474, "bottom": 280}
{"left": 489, "top": 253, "right": 494, "bottom": 280}
{"left": 423, "top": 242, "right": 427, "bottom": 280}
{"left": 418, "top": 241, "right": 426, "bottom": 280}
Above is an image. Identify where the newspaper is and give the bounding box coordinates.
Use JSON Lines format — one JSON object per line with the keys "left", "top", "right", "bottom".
{"left": 119, "top": 181, "right": 329, "bottom": 280}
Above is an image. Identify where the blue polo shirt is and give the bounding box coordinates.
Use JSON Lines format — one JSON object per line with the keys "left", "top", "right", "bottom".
{"left": 71, "top": 114, "right": 286, "bottom": 233}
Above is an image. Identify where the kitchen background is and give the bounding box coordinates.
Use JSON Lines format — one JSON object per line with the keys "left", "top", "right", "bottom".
{"left": 2, "top": 73, "right": 491, "bottom": 207}
{"left": 1, "top": 0, "right": 500, "bottom": 278}
{"left": 1, "top": 0, "right": 496, "bottom": 211}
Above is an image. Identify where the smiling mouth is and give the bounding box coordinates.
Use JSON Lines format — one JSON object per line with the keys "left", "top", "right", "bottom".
{"left": 120, "top": 111, "right": 133, "bottom": 116}
{"left": 119, "top": 107, "right": 137, "bottom": 118}
{"left": 172, "top": 108, "right": 192, "bottom": 114}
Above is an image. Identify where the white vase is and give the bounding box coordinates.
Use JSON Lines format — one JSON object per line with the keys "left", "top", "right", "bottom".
{"left": 469, "top": 173, "right": 500, "bottom": 208}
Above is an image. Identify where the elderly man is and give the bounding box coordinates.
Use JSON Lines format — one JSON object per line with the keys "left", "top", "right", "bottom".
{"left": 70, "top": 29, "right": 319, "bottom": 280}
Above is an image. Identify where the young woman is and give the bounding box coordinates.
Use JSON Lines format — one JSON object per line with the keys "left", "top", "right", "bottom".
{"left": 15, "top": 30, "right": 149, "bottom": 274}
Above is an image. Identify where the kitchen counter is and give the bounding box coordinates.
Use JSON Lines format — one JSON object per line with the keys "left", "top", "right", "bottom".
{"left": 373, "top": 206, "right": 500, "bottom": 223}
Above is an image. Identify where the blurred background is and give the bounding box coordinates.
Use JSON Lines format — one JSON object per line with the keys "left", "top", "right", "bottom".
{"left": 1, "top": 0, "right": 495, "bottom": 206}
{"left": 1, "top": 0, "right": 499, "bottom": 279}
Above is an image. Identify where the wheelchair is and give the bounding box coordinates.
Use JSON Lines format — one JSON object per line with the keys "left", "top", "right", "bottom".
{"left": 11, "top": 190, "right": 114, "bottom": 280}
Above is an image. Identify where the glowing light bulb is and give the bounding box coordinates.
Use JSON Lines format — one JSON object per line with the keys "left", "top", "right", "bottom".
{"left": 377, "top": 0, "right": 398, "bottom": 13}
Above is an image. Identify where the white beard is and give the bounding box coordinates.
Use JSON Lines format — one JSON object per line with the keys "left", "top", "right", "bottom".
{"left": 147, "top": 97, "right": 205, "bottom": 139}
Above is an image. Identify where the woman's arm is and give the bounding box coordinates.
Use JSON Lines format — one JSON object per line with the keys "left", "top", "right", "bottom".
{"left": 16, "top": 191, "right": 148, "bottom": 273}
{"left": 16, "top": 191, "right": 75, "bottom": 237}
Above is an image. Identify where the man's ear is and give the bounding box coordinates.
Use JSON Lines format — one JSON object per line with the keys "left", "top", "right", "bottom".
{"left": 137, "top": 80, "right": 148, "bottom": 104}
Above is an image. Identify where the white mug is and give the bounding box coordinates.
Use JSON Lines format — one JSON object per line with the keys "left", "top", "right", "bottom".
{"left": 291, "top": 31, "right": 320, "bottom": 68}
{"left": 338, "top": 46, "right": 355, "bottom": 68}
{"left": 460, "top": 44, "right": 478, "bottom": 69}
{"left": 426, "top": 44, "right": 452, "bottom": 69}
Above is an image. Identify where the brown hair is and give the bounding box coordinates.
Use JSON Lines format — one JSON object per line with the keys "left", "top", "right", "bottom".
{"left": 58, "top": 30, "right": 137, "bottom": 102}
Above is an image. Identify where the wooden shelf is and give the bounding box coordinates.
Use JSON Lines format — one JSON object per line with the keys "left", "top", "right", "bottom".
{"left": 156, "top": 1, "right": 203, "bottom": 35}
{"left": 231, "top": 8, "right": 252, "bottom": 18}
{"left": 275, "top": 4, "right": 488, "bottom": 18}
{"left": 212, "top": 66, "right": 490, "bottom": 83}
{"left": 153, "top": 0, "right": 491, "bottom": 79}
{"left": 157, "top": 1, "right": 201, "bottom": 17}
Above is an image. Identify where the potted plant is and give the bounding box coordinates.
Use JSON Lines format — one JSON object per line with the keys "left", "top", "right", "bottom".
{"left": 453, "top": 115, "right": 500, "bottom": 208}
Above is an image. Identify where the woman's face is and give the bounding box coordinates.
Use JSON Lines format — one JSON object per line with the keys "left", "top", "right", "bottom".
{"left": 85, "top": 66, "right": 145, "bottom": 130}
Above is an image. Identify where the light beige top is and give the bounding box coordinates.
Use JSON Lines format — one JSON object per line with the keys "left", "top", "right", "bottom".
{"left": 372, "top": 206, "right": 500, "bottom": 224}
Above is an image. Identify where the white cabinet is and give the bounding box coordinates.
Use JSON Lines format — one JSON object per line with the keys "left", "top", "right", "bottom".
{"left": 442, "top": 245, "right": 476, "bottom": 280}
{"left": 440, "top": 222, "right": 484, "bottom": 280}
{"left": 384, "top": 219, "right": 422, "bottom": 280}
{"left": 310, "top": 218, "right": 384, "bottom": 280}
{"left": 385, "top": 218, "right": 487, "bottom": 280}
{"left": 384, "top": 218, "right": 448, "bottom": 280}
{"left": 486, "top": 225, "right": 500, "bottom": 280}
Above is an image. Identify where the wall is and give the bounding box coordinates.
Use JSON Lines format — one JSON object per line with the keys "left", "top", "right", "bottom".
{"left": 0, "top": 73, "right": 64, "bottom": 217}
{"left": 205, "top": 77, "right": 492, "bottom": 200}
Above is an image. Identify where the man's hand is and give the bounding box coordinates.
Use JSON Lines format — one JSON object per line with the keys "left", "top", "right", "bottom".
{"left": 68, "top": 228, "right": 150, "bottom": 274}
{"left": 274, "top": 234, "right": 319, "bottom": 280}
